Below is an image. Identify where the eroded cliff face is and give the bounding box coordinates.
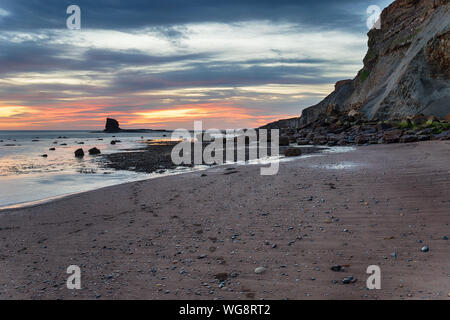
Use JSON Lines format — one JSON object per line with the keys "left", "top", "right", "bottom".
{"left": 298, "top": 0, "right": 450, "bottom": 126}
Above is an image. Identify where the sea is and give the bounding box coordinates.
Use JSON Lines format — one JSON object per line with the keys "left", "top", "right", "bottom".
{"left": 0, "top": 130, "right": 354, "bottom": 209}
{"left": 0, "top": 130, "right": 183, "bottom": 209}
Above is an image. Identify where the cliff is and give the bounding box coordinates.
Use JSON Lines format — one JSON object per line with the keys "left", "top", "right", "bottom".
{"left": 264, "top": 0, "right": 450, "bottom": 129}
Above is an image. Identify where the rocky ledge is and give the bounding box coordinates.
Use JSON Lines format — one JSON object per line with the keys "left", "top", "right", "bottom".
{"left": 281, "top": 108, "right": 450, "bottom": 146}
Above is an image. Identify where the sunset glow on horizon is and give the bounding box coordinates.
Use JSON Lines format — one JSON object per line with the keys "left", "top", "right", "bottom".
{"left": 0, "top": 0, "right": 393, "bottom": 130}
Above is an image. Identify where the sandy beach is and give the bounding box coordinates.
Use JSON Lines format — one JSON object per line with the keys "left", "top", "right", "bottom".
{"left": 0, "top": 141, "right": 449, "bottom": 300}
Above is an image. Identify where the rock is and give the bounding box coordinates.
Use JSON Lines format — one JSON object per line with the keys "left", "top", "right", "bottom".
{"left": 255, "top": 267, "right": 266, "bottom": 274}
{"left": 312, "top": 135, "right": 328, "bottom": 145}
{"left": 347, "top": 109, "right": 361, "bottom": 118}
{"left": 214, "top": 273, "right": 229, "bottom": 282}
{"left": 383, "top": 129, "right": 403, "bottom": 144}
{"left": 376, "top": 122, "right": 392, "bottom": 131}
{"left": 279, "top": 136, "right": 290, "bottom": 146}
{"left": 284, "top": 148, "right": 302, "bottom": 157}
{"left": 111, "top": 140, "right": 116, "bottom": 145}
{"left": 330, "top": 265, "right": 343, "bottom": 272}
{"left": 442, "top": 236, "right": 448, "bottom": 240}
{"left": 433, "top": 130, "right": 450, "bottom": 141}
{"left": 49, "top": 147, "right": 56, "bottom": 151}
{"left": 355, "top": 135, "right": 369, "bottom": 145}
{"left": 400, "top": 135, "right": 418, "bottom": 143}
{"left": 74, "top": 148, "right": 84, "bottom": 158}
{"left": 326, "top": 103, "right": 339, "bottom": 115}
{"left": 416, "top": 135, "right": 430, "bottom": 141}
{"left": 104, "top": 118, "right": 121, "bottom": 133}
{"left": 40, "top": 154, "right": 48, "bottom": 158}
{"left": 411, "top": 114, "right": 427, "bottom": 125}
{"left": 297, "top": 139, "right": 310, "bottom": 145}
{"left": 342, "top": 276, "right": 356, "bottom": 284}
{"left": 421, "top": 246, "right": 429, "bottom": 252}
{"left": 335, "top": 79, "right": 352, "bottom": 90}
{"left": 88, "top": 147, "right": 101, "bottom": 155}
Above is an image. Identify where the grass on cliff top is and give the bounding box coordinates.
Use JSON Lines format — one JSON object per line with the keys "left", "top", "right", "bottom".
{"left": 395, "top": 119, "right": 450, "bottom": 134}
{"left": 360, "top": 69, "right": 370, "bottom": 82}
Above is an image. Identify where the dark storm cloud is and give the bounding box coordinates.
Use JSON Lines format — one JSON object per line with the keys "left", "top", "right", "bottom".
{"left": 0, "top": 0, "right": 388, "bottom": 32}
{"left": 0, "top": 40, "right": 210, "bottom": 75}
{"left": 109, "top": 62, "right": 341, "bottom": 93}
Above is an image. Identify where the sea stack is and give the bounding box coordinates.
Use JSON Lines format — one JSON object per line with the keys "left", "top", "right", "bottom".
{"left": 104, "top": 118, "right": 121, "bottom": 133}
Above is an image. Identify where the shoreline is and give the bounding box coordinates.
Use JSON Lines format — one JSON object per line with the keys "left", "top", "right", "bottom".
{"left": 0, "top": 141, "right": 449, "bottom": 300}
{"left": 0, "top": 144, "right": 328, "bottom": 212}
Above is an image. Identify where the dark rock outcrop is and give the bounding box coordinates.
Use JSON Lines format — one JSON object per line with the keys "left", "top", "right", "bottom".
{"left": 74, "top": 148, "right": 84, "bottom": 158}
{"left": 262, "top": 0, "right": 450, "bottom": 130}
{"left": 284, "top": 148, "right": 302, "bottom": 157}
{"left": 88, "top": 147, "right": 101, "bottom": 155}
{"left": 104, "top": 118, "right": 121, "bottom": 133}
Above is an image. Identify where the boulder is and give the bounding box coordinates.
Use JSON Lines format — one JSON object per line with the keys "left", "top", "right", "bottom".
{"left": 297, "top": 139, "right": 310, "bottom": 145}
{"left": 400, "top": 135, "right": 418, "bottom": 143}
{"left": 279, "top": 136, "right": 290, "bottom": 146}
{"left": 312, "top": 135, "right": 328, "bottom": 145}
{"left": 74, "top": 148, "right": 84, "bottom": 158}
{"left": 417, "top": 135, "right": 431, "bottom": 141}
{"left": 433, "top": 131, "right": 450, "bottom": 140}
{"left": 88, "top": 147, "right": 101, "bottom": 155}
{"left": 411, "top": 114, "right": 427, "bottom": 126}
{"left": 284, "top": 148, "right": 302, "bottom": 157}
{"left": 355, "top": 135, "right": 369, "bottom": 145}
{"left": 104, "top": 118, "right": 121, "bottom": 133}
{"left": 383, "top": 129, "right": 403, "bottom": 144}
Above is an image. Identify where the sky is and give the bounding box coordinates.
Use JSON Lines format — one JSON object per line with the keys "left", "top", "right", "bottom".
{"left": 0, "top": 0, "right": 394, "bottom": 130}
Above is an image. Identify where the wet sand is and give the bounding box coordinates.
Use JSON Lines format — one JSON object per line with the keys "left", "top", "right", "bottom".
{"left": 0, "top": 141, "right": 449, "bottom": 300}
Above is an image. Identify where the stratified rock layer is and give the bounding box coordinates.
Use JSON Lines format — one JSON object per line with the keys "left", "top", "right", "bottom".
{"left": 264, "top": 0, "right": 450, "bottom": 129}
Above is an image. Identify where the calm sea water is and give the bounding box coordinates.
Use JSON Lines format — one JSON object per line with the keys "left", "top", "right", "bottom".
{"left": 0, "top": 130, "right": 174, "bottom": 208}
{"left": 0, "top": 130, "right": 355, "bottom": 209}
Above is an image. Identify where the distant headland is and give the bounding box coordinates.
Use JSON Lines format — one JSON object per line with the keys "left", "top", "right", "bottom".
{"left": 91, "top": 118, "right": 171, "bottom": 133}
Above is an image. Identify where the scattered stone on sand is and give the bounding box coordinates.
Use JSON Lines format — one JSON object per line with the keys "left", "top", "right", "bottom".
{"left": 279, "top": 136, "right": 290, "bottom": 146}
{"left": 342, "top": 276, "right": 357, "bottom": 284}
{"left": 74, "top": 148, "right": 85, "bottom": 158}
{"left": 421, "top": 246, "right": 429, "bottom": 252}
{"left": 331, "top": 265, "right": 343, "bottom": 272}
{"left": 284, "top": 148, "right": 302, "bottom": 157}
{"left": 40, "top": 154, "right": 48, "bottom": 158}
{"left": 255, "top": 267, "right": 266, "bottom": 274}
{"left": 49, "top": 148, "right": 56, "bottom": 151}
{"left": 88, "top": 147, "right": 101, "bottom": 155}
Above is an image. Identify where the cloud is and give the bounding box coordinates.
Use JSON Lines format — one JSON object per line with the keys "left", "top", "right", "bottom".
{"left": 0, "top": 0, "right": 395, "bottom": 129}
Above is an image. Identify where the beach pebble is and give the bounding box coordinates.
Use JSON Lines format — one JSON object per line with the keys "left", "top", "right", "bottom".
{"left": 342, "top": 276, "right": 356, "bottom": 284}
{"left": 254, "top": 267, "right": 266, "bottom": 274}
{"left": 74, "top": 148, "right": 84, "bottom": 158}
{"left": 421, "top": 246, "right": 429, "bottom": 252}
{"left": 330, "top": 265, "right": 343, "bottom": 272}
{"left": 88, "top": 147, "right": 101, "bottom": 155}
